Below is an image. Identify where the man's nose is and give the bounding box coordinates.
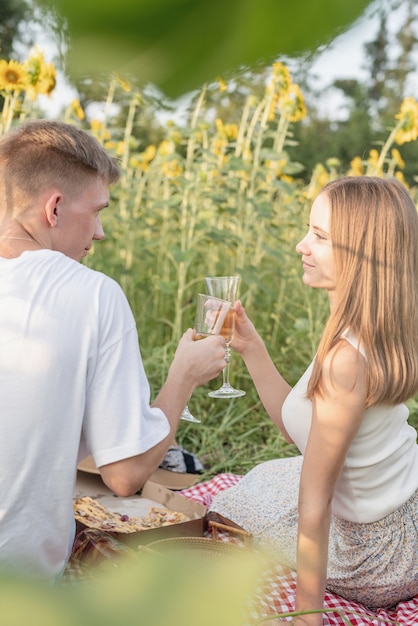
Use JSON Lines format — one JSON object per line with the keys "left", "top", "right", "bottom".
{"left": 93, "top": 216, "right": 105, "bottom": 240}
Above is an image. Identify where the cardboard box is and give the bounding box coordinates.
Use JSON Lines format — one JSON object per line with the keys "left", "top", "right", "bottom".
{"left": 74, "top": 470, "right": 206, "bottom": 547}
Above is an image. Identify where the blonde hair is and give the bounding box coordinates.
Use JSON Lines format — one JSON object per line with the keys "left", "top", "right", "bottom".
{"left": 307, "top": 176, "right": 418, "bottom": 406}
{"left": 0, "top": 119, "right": 120, "bottom": 203}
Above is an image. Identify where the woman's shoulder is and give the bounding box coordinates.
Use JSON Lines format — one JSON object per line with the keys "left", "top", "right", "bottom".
{"left": 322, "top": 336, "right": 367, "bottom": 396}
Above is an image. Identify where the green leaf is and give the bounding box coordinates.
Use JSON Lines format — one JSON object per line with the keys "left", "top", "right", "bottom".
{"left": 227, "top": 156, "right": 252, "bottom": 171}
{"left": 281, "top": 161, "right": 306, "bottom": 175}
{"left": 168, "top": 245, "right": 195, "bottom": 264}
{"left": 40, "top": 0, "right": 373, "bottom": 97}
{"left": 255, "top": 201, "right": 273, "bottom": 217}
{"left": 259, "top": 148, "right": 286, "bottom": 161}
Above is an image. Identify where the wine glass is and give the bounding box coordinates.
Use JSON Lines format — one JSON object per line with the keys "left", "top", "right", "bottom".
{"left": 181, "top": 293, "right": 232, "bottom": 423}
{"left": 204, "top": 276, "right": 246, "bottom": 398}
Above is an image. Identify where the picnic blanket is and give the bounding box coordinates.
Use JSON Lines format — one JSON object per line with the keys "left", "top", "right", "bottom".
{"left": 181, "top": 474, "right": 418, "bottom": 626}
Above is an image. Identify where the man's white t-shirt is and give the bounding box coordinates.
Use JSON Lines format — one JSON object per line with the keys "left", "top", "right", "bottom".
{"left": 0, "top": 250, "right": 170, "bottom": 578}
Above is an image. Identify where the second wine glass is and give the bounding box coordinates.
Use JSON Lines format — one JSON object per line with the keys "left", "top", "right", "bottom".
{"left": 180, "top": 293, "right": 232, "bottom": 423}
{"left": 204, "top": 276, "right": 246, "bottom": 398}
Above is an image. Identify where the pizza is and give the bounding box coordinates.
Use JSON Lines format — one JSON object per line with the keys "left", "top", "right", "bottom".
{"left": 73, "top": 496, "right": 191, "bottom": 533}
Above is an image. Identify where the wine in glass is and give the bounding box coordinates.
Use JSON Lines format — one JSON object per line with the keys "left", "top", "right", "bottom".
{"left": 204, "top": 276, "right": 246, "bottom": 398}
{"left": 180, "top": 293, "right": 232, "bottom": 422}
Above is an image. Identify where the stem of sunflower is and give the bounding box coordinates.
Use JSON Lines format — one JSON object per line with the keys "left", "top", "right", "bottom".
{"left": 373, "top": 119, "right": 404, "bottom": 175}
{"left": 4, "top": 91, "right": 18, "bottom": 133}
{"left": 100, "top": 78, "right": 116, "bottom": 144}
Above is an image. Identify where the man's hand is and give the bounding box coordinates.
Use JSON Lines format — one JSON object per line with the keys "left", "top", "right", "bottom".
{"left": 171, "top": 328, "right": 226, "bottom": 388}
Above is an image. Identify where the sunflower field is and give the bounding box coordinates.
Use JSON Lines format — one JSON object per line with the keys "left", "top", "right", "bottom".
{"left": 1, "top": 51, "right": 418, "bottom": 476}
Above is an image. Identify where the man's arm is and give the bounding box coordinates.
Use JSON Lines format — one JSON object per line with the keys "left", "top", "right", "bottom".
{"left": 99, "top": 329, "right": 226, "bottom": 496}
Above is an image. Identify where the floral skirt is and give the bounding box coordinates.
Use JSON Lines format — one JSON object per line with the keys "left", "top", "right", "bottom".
{"left": 208, "top": 455, "right": 418, "bottom": 609}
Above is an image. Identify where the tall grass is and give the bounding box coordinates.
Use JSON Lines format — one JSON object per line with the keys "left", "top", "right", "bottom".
{"left": 1, "top": 53, "right": 416, "bottom": 622}
{"left": 79, "top": 67, "right": 328, "bottom": 474}
{"left": 79, "top": 65, "right": 418, "bottom": 475}
{"left": 4, "top": 54, "right": 413, "bottom": 475}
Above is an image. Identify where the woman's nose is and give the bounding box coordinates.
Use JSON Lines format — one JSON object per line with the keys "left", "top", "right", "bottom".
{"left": 296, "top": 234, "right": 309, "bottom": 255}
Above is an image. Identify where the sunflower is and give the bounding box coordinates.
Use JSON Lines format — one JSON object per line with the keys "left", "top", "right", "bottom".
{"left": 217, "top": 77, "right": 227, "bottom": 92}
{"left": 395, "top": 171, "right": 407, "bottom": 185}
{"left": 390, "top": 148, "right": 405, "bottom": 169}
{"left": 305, "top": 163, "right": 330, "bottom": 200}
{"left": 70, "top": 98, "right": 85, "bottom": 120}
{"left": 157, "top": 140, "right": 176, "bottom": 156}
{"left": 0, "top": 59, "right": 29, "bottom": 92}
{"left": 366, "top": 148, "right": 382, "bottom": 175}
{"left": 215, "top": 118, "right": 238, "bottom": 140}
{"left": 24, "top": 48, "right": 57, "bottom": 99}
{"left": 130, "top": 144, "right": 156, "bottom": 172}
{"left": 161, "top": 158, "right": 183, "bottom": 178}
{"left": 348, "top": 156, "right": 364, "bottom": 176}
{"left": 36, "top": 62, "right": 57, "bottom": 96}
{"left": 267, "top": 62, "right": 291, "bottom": 97}
{"left": 278, "top": 84, "right": 307, "bottom": 122}
{"left": 267, "top": 91, "right": 279, "bottom": 121}
{"left": 143, "top": 144, "right": 157, "bottom": 162}
{"left": 90, "top": 119, "right": 110, "bottom": 141}
{"left": 394, "top": 97, "right": 418, "bottom": 145}
{"left": 210, "top": 135, "right": 228, "bottom": 157}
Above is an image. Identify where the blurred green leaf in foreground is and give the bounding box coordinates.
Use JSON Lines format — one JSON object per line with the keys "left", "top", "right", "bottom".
{"left": 40, "top": 0, "right": 373, "bottom": 97}
{"left": 0, "top": 547, "right": 268, "bottom": 626}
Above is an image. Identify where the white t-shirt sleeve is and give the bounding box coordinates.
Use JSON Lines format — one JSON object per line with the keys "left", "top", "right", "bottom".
{"left": 80, "top": 277, "right": 170, "bottom": 467}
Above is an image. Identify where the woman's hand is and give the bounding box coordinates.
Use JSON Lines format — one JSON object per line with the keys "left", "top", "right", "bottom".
{"left": 227, "top": 299, "right": 293, "bottom": 438}
{"left": 229, "top": 299, "right": 260, "bottom": 356}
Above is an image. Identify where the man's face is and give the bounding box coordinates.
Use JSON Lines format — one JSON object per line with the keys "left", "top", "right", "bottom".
{"left": 51, "top": 177, "right": 109, "bottom": 261}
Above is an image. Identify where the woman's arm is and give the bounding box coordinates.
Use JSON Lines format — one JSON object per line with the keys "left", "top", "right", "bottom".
{"left": 293, "top": 340, "right": 367, "bottom": 626}
{"left": 230, "top": 300, "right": 293, "bottom": 441}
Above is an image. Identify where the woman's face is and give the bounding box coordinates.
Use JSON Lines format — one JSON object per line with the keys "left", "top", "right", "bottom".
{"left": 296, "top": 193, "right": 336, "bottom": 295}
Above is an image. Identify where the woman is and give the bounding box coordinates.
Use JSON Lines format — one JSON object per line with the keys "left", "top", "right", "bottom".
{"left": 209, "top": 177, "right": 418, "bottom": 625}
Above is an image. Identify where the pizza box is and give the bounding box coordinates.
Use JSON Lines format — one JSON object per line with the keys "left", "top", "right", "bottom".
{"left": 74, "top": 470, "right": 207, "bottom": 547}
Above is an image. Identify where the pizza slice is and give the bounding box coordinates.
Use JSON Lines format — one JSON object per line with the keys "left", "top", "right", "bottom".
{"left": 73, "top": 496, "right": 190, "bottom": 533}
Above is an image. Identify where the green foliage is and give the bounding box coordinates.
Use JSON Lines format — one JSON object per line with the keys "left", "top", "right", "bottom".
{"left": 38, "top": 0, "right": 373, "bottom": 97}
{"left": 0, "top": 4, "right": 417, "bottom": 619}
{"left": 0, "top": 10, "right": 417, "bottom": 619}
{"left": 78, "top": 68, "right": 334, "bottom": 471}
{"left": 0, "top": 545, "right": 397, "bottom": 625}
{"left": 2, "top": 36, "right": 417, "bottom": 470}
{"left": 0, "top": 0, "right": 30, "bottom": 58}
{"left": 289, "top": 0, "right": 418, "bottom": 186}
{"left": 0, "top": 550, "right": 267, "bottom": 625}
{"left": 76, "top": 64, "right": 418, "bottom": 471}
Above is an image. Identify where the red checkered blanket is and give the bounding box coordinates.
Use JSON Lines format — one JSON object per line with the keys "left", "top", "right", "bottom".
{"left": 181, "top": 474, "right": 418, "bottom": 626}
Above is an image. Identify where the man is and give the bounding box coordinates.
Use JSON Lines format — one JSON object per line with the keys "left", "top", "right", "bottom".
{"left": 0, "top": 119, "right": 226, "bottom": 578}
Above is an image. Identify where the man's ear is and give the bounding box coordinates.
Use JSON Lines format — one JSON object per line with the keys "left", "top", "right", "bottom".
{"left": 44, "top": 193, "right": 62, "bottom": 227}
